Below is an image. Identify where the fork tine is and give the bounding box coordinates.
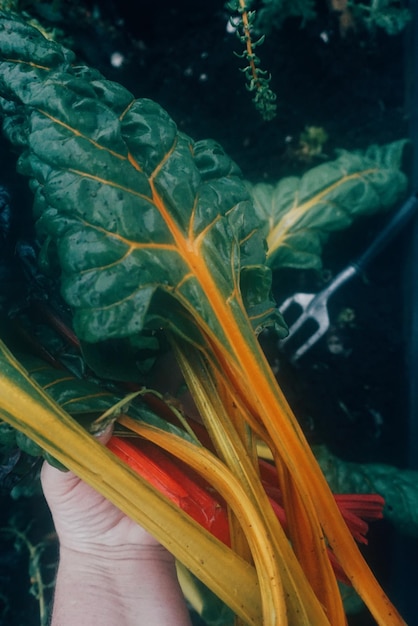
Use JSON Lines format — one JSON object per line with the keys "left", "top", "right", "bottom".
{"left": 278, "top": 292, "right": 317, "bottom": 345}
{"left": 286, "top": 312, "right": 331, "bottom": 363}
{"left": 279, "top": 292, "right": 315, "bottom": 315}
{"left": 278, "top": 293, "right": 331, "bottom": 362}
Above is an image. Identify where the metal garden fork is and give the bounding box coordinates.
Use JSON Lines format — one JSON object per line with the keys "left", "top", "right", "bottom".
{"left": 278, "top": 193, "right": 418, "bottom": 363}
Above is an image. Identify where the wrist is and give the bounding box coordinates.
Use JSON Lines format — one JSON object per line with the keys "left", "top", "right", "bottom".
{"left": 58, "top": 541, "right": 173, "bottom": 564}
{"left": 57, "top": 543, "right": 176, "bottom": 596}
{"left": 52, "top": 544, "right": 190, "bottom": 626}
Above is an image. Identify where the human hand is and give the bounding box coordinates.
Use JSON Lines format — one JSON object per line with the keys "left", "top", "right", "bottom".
{"left": 41, "top": 433, "right": 192, "bottom": 626}
{"left": 41, "top": 458, "right": 162, "bottom": 556}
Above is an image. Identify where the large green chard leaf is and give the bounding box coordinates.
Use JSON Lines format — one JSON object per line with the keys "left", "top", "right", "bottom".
{"left": 247, "top": 141, "right": 408, "bottom": 270}
{"left": 0, "top": 12, "right": 282, "bottom": 348}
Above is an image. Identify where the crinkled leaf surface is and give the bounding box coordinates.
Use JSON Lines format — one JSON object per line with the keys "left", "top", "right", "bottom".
{"left": 247, "top": 141, "right": 408, "bottom": 270}
{"left": 0, "top": 12, "right": 282, "bottom": 345}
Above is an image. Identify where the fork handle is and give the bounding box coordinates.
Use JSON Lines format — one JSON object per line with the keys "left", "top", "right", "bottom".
{"left": 313, "top": 193, "right": 418, "bottom": 302}
{"left": 352, "top": 193, "right": 418, "bottom": 273}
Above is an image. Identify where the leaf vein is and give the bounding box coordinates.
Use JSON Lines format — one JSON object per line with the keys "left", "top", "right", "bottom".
{"left": 3, "top": 57, "right": 50, "bottom": 71}
{"left": 38, "top": 109, "right": 129, "bottom": 162}
{"left": 267, "top": 168, "right": 379, "bottom": 253}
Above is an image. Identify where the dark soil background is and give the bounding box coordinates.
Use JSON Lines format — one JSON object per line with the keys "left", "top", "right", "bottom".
{"left": 0, "top": 1, "right": 417, "bottom": 624}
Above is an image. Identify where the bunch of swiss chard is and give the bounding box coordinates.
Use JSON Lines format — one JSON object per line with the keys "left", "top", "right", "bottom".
{"left": 0, "top": 12, "right": 410, "bottom": 625}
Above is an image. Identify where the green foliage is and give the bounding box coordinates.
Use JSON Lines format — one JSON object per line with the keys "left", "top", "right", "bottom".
{"left": 250, "top": 0, "right": 410, "bottom": 36}
{"left": 226, "top": 0, "right": 410, "bottom": 121}
{"left": 226, "top": 0, "right": 277, "bottom": 121}
{"left": 247, "top": 141, "right": 408, "bottom": 270}
{"left": 254, "top": 0, "right": 317, "bottom": 33}
{"left": 0, "top": 0, "right": 18, "bottom": 9}
{"left": 349, "top": 0, "right": 412, "bottom": 36}
{"left": 1, "top": 516, "right": 56, "bottom": 626}
{"left": 316, "top": 445, "right": 418, "bottom": 538}
{"left": 296, "top": 126, "right": 329, "bottom": 161}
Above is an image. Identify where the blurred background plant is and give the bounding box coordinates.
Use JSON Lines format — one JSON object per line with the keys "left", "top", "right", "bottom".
{"left": 252, "top": 0, "right": 411, "bottom": 36}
